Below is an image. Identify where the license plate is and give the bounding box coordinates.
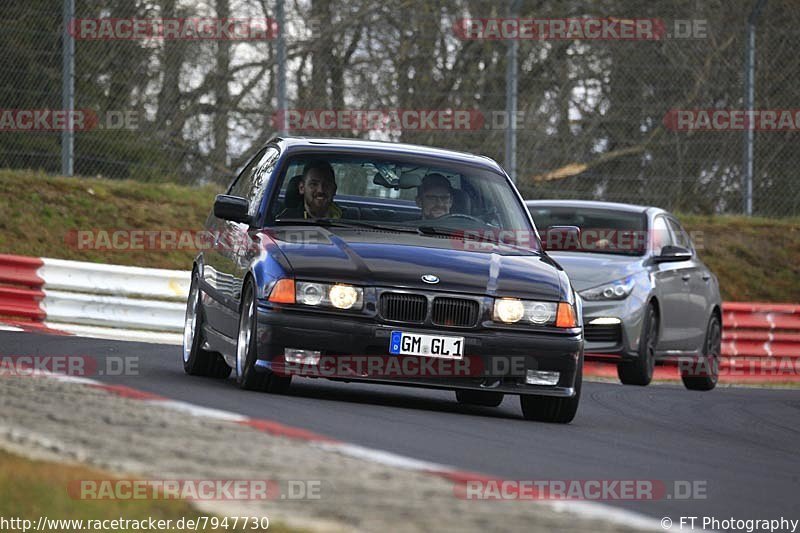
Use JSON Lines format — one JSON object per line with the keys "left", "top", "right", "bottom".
{"left": 389, "top": 331, "right": 464, "bottom": 359}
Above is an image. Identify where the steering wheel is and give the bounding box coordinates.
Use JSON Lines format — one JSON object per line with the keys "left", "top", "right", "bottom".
{"left": 435, "top": 213, "right": 486, "bottom": 224}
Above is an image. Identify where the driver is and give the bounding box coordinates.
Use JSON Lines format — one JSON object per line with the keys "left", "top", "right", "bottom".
{"left": 280, "top": 160, "right": 342, "bottom": 219}
{"left": 416, "top": 173, "right": 453, "bottom": 220}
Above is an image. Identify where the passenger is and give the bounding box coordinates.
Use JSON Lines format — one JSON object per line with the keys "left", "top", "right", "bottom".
{"left": 416, "top": 173, "right": 453, "bottom": 220}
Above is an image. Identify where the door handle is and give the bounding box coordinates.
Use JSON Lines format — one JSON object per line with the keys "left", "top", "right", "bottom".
{"left": 682, "top": 273, "right": 691, "bottom": 281}
{"left": 702, "top": 273, "right": 711, "bottom": 281}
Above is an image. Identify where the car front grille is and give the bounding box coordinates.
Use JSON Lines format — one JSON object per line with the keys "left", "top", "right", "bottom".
{"left": 585, "top": 323, "right": 622, "bottom": 343}
{"left": 432, "top": 297, "right": 480, "bottom": 327}
{"left": 380, "top": 293, "right": 427, "bottom": 323}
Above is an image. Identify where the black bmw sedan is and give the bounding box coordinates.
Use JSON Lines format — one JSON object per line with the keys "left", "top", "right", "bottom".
{"left": 183, "top": 136, "right": 584, "bottom": 423}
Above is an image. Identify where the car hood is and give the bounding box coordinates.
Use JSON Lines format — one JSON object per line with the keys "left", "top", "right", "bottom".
{"left": 546, "top": 252, "right": 644, "bottom": 292}
{"left": 267, "top": 227, "right": 563, "bottom": 300}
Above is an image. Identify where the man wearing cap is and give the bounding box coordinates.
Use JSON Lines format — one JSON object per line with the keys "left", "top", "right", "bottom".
{"left": 416, "top": 173, "right": 453, "bottom": 220}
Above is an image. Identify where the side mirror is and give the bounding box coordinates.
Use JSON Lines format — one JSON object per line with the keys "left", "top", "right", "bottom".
{"left": 542, "top": 225, "right": 581, "bottom": 251}
{"left": 655, "top": 245, "right": 692, "bottom": 262}
{"left": 214, "top": 195, "right": 250, "bottom": 224}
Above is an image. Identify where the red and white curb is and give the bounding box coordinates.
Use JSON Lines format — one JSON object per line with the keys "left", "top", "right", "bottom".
{"left": 0, "top": 254, "right": 187, "bottom": 343}
{"left": 3, "top": 367, "right": 663, "bottom": 531}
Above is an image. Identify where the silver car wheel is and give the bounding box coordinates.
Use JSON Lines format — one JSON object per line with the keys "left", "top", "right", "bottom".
{"left": 236, "top": 293, "right": 254, "bottom": 378}
{"left": 182, "top": 281, "right": 199, "bottom": 363}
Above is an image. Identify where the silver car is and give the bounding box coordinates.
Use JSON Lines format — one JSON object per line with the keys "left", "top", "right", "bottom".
{"left": 526, "top": 200, "right": 722, "bottom": 390}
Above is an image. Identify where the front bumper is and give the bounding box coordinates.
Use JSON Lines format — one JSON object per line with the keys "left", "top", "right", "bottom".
{"left": 254, "top": 304, "right": 582, "bottom": 397}
{"left": 582, "top": 298, "right": 647, "bottom": 360}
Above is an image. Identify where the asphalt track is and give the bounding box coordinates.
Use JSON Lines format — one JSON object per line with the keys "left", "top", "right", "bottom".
{"left": 2, "top": 330, "right": 799, "bottom": 526}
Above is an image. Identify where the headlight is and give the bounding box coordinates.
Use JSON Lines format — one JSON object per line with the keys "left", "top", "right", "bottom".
{"left": 295, "top": 281, "right": 363, "bottom": 310}
{"left": 493, "top": 299, "right": 525, "bottom": 323}
{"left": 492, "top": 299, "right": 571, "bottom": 327}
{"left": 298, "top": 283, "right": 325, "bottom": 306}
{"left": 580, "top": 276, "right": 635, "bottom": 301}
{"left": 329, "top": 284, "right": 359, "bottom": 309}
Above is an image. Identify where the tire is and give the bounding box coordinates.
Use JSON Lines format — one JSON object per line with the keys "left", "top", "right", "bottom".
{"left": 617, "top": 304, "right": 658, "bottom": 386}
{"left": 235, "top": 281, "right": 292, "bottom": 393}
{"left": 455, "top": 389, "right": 504, "bottom": 407}
{"left": 681, "top": 314, "right": 720, "bottom": 391}
{"left": 520, "top": 355, "right": 582, "bottom": 424}
{"left": 183, "top": 271, "right": 231, "bottom": 378}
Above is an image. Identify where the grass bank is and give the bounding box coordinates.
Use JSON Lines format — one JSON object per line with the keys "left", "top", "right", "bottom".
{"left": 1, "top": 169, "right": 797, "bottom": 302}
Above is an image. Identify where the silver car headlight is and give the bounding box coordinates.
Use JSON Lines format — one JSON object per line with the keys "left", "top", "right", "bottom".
{"left": 580, "top": 276, "right": 635, "bottom": 301}
{"left": 296, "top": 281, "right": 364, "bottom": 310}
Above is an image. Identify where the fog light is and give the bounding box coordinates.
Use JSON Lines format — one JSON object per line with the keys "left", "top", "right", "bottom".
{"left": 525, "top": 370, "right": 560, "bottom": 386}
{"left": 588, "top": 317, "right": 622, "bottom": 325}
{"left": 284, "top": 348, "right": 321, "bottom": 365}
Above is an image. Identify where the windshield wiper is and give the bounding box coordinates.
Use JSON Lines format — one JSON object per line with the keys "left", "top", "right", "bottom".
{"left": 274, "top": 218, "right": 417, "bottom": 234}
{"left": 274, "top": 217, "right": 347, "bottom": 226}
{"left": 332, "top": 220, "right": 419, "bottom": 233}
{"left": 417, "top": 225, "right": 538, "bottom": 250}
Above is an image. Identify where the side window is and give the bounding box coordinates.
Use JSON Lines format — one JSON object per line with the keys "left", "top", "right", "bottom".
{"left": 227, "top": 147, "right": 268, "bottom": 198}
{"left": 248, "top": 147, "right": 280, "bottom": 218}
{"left": 651, "top": 216, "right": 673, "bottom": 255}
{"left": 667, "top": 218, "right": 693, "bottom": 251}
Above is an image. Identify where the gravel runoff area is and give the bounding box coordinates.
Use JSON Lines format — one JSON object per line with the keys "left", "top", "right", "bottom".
{"left": 0, "top": 375, "right": 655, "bottom": 533}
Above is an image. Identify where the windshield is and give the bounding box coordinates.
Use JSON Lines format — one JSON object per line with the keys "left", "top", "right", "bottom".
{"left": 527, "top": 205, "right": 648, "bottom": 256}
{"left": 266, "top": 154, "right": 538, "bottom": 251}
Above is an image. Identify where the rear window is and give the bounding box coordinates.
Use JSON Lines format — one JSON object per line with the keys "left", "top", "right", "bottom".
{"left": 528, "top": 206, "right": 647, "bottom": 255}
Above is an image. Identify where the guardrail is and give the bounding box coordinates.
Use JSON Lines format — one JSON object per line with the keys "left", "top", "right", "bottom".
{"left": 0, "top": 254, "right": 189, "bottom": 337}
{"left": 0, "top": 254, "right": 797, "bottom": 381}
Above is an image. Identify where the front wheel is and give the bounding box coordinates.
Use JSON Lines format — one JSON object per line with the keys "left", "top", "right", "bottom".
{"left": 520, "top": 359, "right": 582, "bottom": 424}
{"left": 681, "top": 314, "right": 720, "bottom": 391}
{"left": 235, "top": 282, "right": 291, "bottom": 393}
{"left": 618, "top": 304, "right": 658, "bottom": 386}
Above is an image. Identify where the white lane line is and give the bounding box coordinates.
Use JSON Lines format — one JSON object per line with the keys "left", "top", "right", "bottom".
{"left": 317, "top": 442, "right": 456, "bottom": 472}
{"left": 48, "top": 373, "right": 102, "bottom": 386}
{"left": 44, "top": 322, "right": 182, "bottom": 345}
{"left": 0, "top": 324, "right": 24, "bottom": 332}
{"left": 147, "top": 399, "right": 250, "bottom": 422}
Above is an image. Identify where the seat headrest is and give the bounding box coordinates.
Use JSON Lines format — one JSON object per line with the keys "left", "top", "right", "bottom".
{"left": 451, "top": 189, "right": 471, "bottom": 214}
{"left": 285, "top": 175, "right": 304, "bottom": 208}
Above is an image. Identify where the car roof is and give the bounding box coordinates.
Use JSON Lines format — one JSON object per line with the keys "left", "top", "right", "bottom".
{"left": 269, "top": 135, "right": 505, "bottom": 174}
{"left": 525, "top": 199, "right": 658, "bottom": 214}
